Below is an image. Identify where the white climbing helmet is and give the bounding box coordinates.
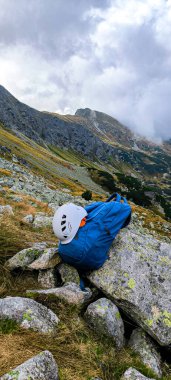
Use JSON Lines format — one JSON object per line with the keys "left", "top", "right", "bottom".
{"left": 52, "top": 203, "right": 87, "bottom": 244}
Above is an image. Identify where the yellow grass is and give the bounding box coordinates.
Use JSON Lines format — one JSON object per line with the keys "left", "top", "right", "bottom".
{"left": 0, "top": 168, "right": 11, "bottom": 176}
{"left": 132, "top": 204, "right": 171, "bottom": 239}
{"left": 1, "top": 200, "right": 169, "bottom": 379}
{"left": 1, "top": 302, "right": 167, "bottom": 380}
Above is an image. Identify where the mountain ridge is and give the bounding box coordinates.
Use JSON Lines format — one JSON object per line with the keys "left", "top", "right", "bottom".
{"left": 0, "top": 85, "right": 170, "bottom": 172}
{"left": 0, "top": 85, "right": 170, "bottom": 219}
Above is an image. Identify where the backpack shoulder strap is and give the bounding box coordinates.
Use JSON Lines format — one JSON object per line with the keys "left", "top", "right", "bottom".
{"left": 85, "top": 202, "right": 103, "bottom": 214}
{"left": 106, "top": 192, "right": 121, "bottom": 203}
{"left": 85, "top": 202, "right": 107, "bottom": 221}
{"left": 106, "top": 192, "right": 129, "bottom": 204}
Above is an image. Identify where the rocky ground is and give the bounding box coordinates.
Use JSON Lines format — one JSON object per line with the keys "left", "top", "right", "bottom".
{"left": 0, "top": 152, "right": 171, "bottom": 380}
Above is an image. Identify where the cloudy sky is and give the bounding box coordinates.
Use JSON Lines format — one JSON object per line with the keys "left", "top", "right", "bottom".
{"left": 0, "top": 0, "right": 171, "bottom": 140}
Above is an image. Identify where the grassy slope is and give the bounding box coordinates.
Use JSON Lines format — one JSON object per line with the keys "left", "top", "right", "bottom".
{"left": 0, "top": 126, "right": 171, "bottom": 379}
{"left": 0, "top": 124, "right": 107, "bottom": 196}
{"left": 0, "top": 186, "right": 170, "bottom": 379}
{"left": 1, "top": 305, "right": 170, "bottom": 380}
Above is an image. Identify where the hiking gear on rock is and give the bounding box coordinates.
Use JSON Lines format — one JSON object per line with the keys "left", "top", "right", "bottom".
{"left": 58, "top": 193, "right": 131, "bottom": 271}
{"left": 52, "top": 203, "right": 87, "bottom": 244}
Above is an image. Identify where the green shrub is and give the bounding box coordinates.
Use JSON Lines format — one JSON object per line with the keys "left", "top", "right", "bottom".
{"left": 89, "top": 169, "right": 117, "bottom": 192}
{"left": 125, "top": 190, "right": 152, "bottom": 207}
{"left": 116, "top": 173, "right": 142, "bottom": 190}
{"left": 82, "top": 190, "right": 92, "bottom": 201}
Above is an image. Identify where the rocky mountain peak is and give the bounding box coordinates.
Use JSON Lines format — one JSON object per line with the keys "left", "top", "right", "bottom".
{"left": 0, "top": 86, "right": 170, "bottom": 220}
{"left": 0, "top": 85, "right": 171, "bottom": 379}
{"left": 0, "top": 84, "right": 17, "bottom": 100}
{"left": 75, "top": 108, "right": 92, "bottom": 118}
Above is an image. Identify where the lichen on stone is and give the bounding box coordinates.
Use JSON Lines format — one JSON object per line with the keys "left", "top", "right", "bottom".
{"left": 128, "top": 278, "right": 136, "bottom": 289}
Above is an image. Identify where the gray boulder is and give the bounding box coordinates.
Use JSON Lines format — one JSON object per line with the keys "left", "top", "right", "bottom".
{"left": 10, "top": 195, "right": 23, "bottom": 202}
{"left": 48, "top": 203, "right": 59, "bottom": 212}
{"left": 0, "top": 297, "right": 59, "bottom": 334}
{"left": 128, "top": 328, "right": 162, "bottom": 378}
{"left": 57, "top": 263, "right": 80, "bottom": 285}
{"left": 33, "top": 213, "right": 53, "bottom": 228}
{"left": 22, "top": 214, "right": 34, "bottom": 224}
{"left": 38, "top": 269, "right": 57, "bottom": 288}
{"left": 84, "top": 298, "right": 124, "bottom": 349}
{"left": 27, "top": 282, "right": 92, "bottom": 307}
{"left": 1, "top": 350, "right": 58, "bottom": 379}
{"left": 28, "top": 247, "right": 60, "bottom": 270}
{"left": 88, "top": 228, "right": 171, "bottom": 346}
{"left": 121, "top": 368, "right": 155, "bottom": 380}
{"left": 0, "top": 205, "right": 14, "bottom": 216}
{"left": 5, "top": 244, "right": 46, "bottom": 270}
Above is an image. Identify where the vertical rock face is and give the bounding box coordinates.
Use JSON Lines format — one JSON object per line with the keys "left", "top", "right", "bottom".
{"left": 88, "top": 228, "right": 171, "bottom": 346}
{"left": 0, "top": 297, "right": 59, "bottom": 334}
{"left": 1, "top": 350, "right": 59, "bottom": 380}
{"left": 84, "top": 298, "right": 125, "bottom": 348}
{"left": 128, "top": 328, "right": 162, "bottom": 377}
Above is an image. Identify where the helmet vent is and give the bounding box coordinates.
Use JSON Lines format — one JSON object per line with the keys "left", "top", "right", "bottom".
{"left": 61, "top": 221, "right": 66, "bottom": 225}
{"left": 62, "top": 215, "right": 66, "bottom": 219}
{"left": 62, "top": 226, "right": 66, "bottom": 231}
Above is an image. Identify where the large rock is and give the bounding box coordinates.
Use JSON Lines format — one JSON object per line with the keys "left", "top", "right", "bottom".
{"left": 28, "top": 248, "right": 60, "bottom": 270}
{"left": 5, "top": 243, "right": 47, "bottom": 270}
{"left": 10, "top": 195, "right": 23, "bottom": 202}
{"left": 22, "top": 214, "right": 34, "bottom": 224}
{"left": 0, "top": 205, "right": 14, "bottom": 216}
{"left": 128, "top": 328, "right": 162, "bottom": 377}
{"left": 0, "top": 297, "right": 59, "bottom": 334}
{"left": 33, "top": 213, "right": 53, "bottom": 228}
{"left": 121, "top": 368, "right": 155, "bottom": 380}
{"left": 1, "top": 350, "right": 58, "bottom": 379}
{"left": 57, "top": 263, "right": 80, "bottom": 285}
{"left": 27, "top": 282, "right": 92, "bottom": 307}
{"left": 38, "top": 269, "right": 57, "bottom": 288}
{"left": 88, "top": 228, "right": 171, "bottom": 346}
{"left": 84, "top": 298, "right": 124, "bottom": 349}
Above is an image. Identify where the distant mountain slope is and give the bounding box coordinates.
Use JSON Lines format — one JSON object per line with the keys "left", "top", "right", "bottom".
{"left": 0, "top": 85, "right": 170, "bottom": 177}
{"left": 76, "top": 108, "right": 171, "bottom": 152}
{"left": 76, "top": 108, "right": 136, "bottom": 148}
{"left": 0, "top": 123, "right": 108, "bottom": 196}
{"left": 0, "top": 85, "right": 112, "bottom": 163}
{"left": 0, "top": 85, "right": 170, "bottom": 219}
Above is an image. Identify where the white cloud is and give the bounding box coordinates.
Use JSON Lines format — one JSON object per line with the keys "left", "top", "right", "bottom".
{"left": 0, "top": 0, "right": 170, "bottom": 140}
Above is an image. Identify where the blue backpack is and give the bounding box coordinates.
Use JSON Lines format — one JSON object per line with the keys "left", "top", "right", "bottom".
{"left": 58, "top": 193, "right": 131, "bottom": 272}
